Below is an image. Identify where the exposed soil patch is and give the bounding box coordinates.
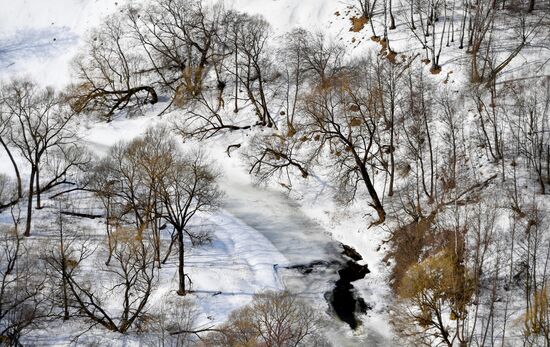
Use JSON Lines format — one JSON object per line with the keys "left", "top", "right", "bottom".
{"left": 430, "top": 65, "right": 442, "bottom": 74}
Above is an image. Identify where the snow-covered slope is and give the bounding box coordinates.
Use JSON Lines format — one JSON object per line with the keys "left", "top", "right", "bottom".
{"left": 8, "top": 0, "right": 545, "bottom": 345}
{"left": 0, "top": 0, "right": 395, "bottom": 345}
{"left": 0, "top": 0, "right": 125, "bottom": 87}
{"left": 0, "top": 0, "right": 343, "bottom": 87}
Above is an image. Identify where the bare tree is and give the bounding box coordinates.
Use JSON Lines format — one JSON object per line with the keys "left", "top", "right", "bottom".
{"left": 69, "top": 15, "right": 157, "bottom": 122}
{"left": 300, "top": 31, "right": 347, "bottom": 87}
{"left": 509, "top": 79, "right": 550, "bottom": 194}
{"left": 158, "top": 151, "right": 222, "bottom": 295}
{"left": 205, "top": 291, "right": 326, "bottom": 347}
{"left": 400, "top": 63, "right": 435, "bottom": 201}
{"left": 298, "top": 67, "right": 386, "bottom": 225}
{"left": 355, "top": 0, "right": 380, "bottom": 38}
{"left": 373, "top": 56, "right": 406, "bottom": 197}
{"left": 471, "top": 83, "right": 503, "bottom": 163}
{"left": 41, "top": 144, "right": 91, "bottom": 194}
{"left": 88, "top": 157, "right": 121, "bottom": 266}
{"left": 279, "top": 28, "right": 309, "bottom": 131}
{"left": 90, "top": 127, "right": 178, "bottom": 267}
{"left": 127, "top": 0, "right": 227, "bottom": 100}
{"left": 404, "top": 0, "right": 448, "bottom": 73}
{"left": 139, "top": 295, "right": 206, "bottom": 346}
{"left": 125, "top": 127, "right": 177, "bottom": 266}
{"left": 54, "top": 228, "right": 156, "bottom": 333}
{"left": 469, "top": 3, "right": 543, "bottom": 84}
{"left": 2, "top": 79, "right": 79, "bottom": 236}
{"left": 246, "top": 131, "right": 309, "bottom": 188}
{"left": 43, "top": 201, "right": 83, "bottom": 321}
{"left": 230, "top": 14, "right": 276, "bottom": 127}
{"left": 0, "top": 207, "right": 50, "bottom": 345}
{"left": 438, "top": 89, "right": 463, "bottom": 191}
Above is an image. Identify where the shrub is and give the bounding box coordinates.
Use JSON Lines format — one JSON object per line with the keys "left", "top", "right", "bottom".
{"left": 205, "top": 291, "right": 328, "bottom": 347}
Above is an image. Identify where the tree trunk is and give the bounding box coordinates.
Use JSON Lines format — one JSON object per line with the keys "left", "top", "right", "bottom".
{"left": 410, "top": 2, "right": 416, "bottom": 30}
{"left": 105, "top": 199, "right": 113, "bottom": 266}
{"left": 389, "top": 0, "right": 396, "bottom": 29}
{"left": 59, "top": 212, "right": 70, "bottom": 320}
{"left": 24, "top": 168, "right": 36, "bottom": 237}
{"left": 422, "top": 88, "right": 435, "bottom": 199}
{"left": 471, "top": 46, "right": 482, "bottom": 82}
{"left": 153, "top": 203, "right": 161, "bottom": 268}
{"left": 177, "top": 228, "right": 186, "bottom": 296}
{"left": 0, "top": 137, "right": 22, "bottom": 199}
{"left": 35, "top": 165, "right": 41, "bottom": 209}
{"left": 353, "top": 152, "right": 386, "bottom": 225}
{"left": 234, "top": 38, "right": 239, "bottom": 113}
{"left": 389, "top": 100, "right": 396, "bottom": 196}
{"left": 528, "top": 0, "right": 535, "bottom": 12}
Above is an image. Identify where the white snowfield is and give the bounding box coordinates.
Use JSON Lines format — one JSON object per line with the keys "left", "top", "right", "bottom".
{"left": 0, "top": 0, "right": 338, "bottom": 88}
{"left": 0, "top": 0, "right": 394, "bottom": 346}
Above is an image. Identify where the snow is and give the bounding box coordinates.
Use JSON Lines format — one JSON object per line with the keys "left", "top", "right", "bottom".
{"left": 0, "top": 0, "right": 125, "bottom": 88}
{"left": 0, "top": 0, "right": 434, "bottom": 345}
{"left": 225, "top": 0, "right": 337, "bottom": 33}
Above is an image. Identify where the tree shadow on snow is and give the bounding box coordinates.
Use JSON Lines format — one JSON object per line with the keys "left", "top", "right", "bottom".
{"left": 0, "top": 26, "right": 78, "bottom": 68}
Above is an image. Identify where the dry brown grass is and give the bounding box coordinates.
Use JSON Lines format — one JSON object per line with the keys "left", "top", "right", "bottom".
{"left": 387, "top": 51, "right": 397, "bottom": 64}
{"left": 350, "top": 16, "right": 367, "bottom": 32}
{"left": 430, "top": 65, "right": 442, "bottom": 75}
{"left": 386, "top": 211, "right": 437, "bottom": 292}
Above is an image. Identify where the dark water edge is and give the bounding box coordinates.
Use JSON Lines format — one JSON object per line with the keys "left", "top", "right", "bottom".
{"left": 328, "top": 260, "right": 371, "bottom": 329}
{"left": 287, "top": 244, "right": 371, "bottom": 330}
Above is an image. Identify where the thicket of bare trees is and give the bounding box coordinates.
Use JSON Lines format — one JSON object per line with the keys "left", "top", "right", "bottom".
{"left": 47, "top": 224, "right": 156, "bottom": 333}
{"left": 87, "top": 128, "right": 221, "bottom": 297}
{"left": 2, "top": 0, "right": 550, "bottom": 344}
{"left": 69, "top": 16, "right": 157, "bottom": 122}
{"left": 352, "top": 0, "right": 547, "bottom": 82}
{"left": 0, "top": 208, "right": 51, "bottom": 346}
{"left": 0, "top": 80, "right": 84, "bottom": 236}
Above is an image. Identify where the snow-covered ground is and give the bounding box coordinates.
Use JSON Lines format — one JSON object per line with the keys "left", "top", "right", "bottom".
{"left": 0, "top": 0, "right": 395, "bottom": 345}
{"left": 8, "top": 0, "right": 544, "bottom": 344}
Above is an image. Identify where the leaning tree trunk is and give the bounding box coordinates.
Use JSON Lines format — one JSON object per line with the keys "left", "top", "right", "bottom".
{"left": 352, "top": 151, "right": 386, "bottom": 226}
{"left": 0, "top": 137, "right": 22, "bottom": 199}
